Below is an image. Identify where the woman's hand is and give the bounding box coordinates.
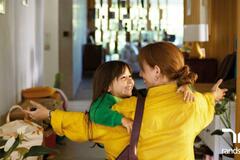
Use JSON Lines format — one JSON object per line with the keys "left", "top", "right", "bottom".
{"left": 177, "top": 84, "right": 195, "bottom": 102}
{"left": 23, "top": 101, "right": 50, "bottom": 121}
{"left": 121, "top": 117, "right": 133, "bottom": 134}
{"left": 211, "top": 79, "right": 228, "bottom": 101}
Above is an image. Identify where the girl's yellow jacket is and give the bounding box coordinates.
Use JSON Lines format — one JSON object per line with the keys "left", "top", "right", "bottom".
{"left": 51, "top": 83, "right": 215, "bottom": 159}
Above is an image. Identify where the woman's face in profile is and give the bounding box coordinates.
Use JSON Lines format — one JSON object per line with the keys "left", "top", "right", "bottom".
{"left": 108, "top": 67, "right": 134, "bottom": 98}
{"left": 139, "top": 61, "right": 158, "bottom": 88}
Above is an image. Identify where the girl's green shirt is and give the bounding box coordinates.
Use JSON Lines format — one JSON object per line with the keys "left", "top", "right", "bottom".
{"left": 89, "top": 93, "right": 123, "bottom": 126}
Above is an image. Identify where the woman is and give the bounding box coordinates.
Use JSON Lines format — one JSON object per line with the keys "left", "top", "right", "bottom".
{"left": 111, "top": 42, "right": 226, "bottom": 159}
{"left": 26, "top": 42, "right": 226, "bottom": 159}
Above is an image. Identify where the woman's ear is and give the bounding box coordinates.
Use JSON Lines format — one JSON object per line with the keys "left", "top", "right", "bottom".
{"left": 154, "top": 65, "right": 161, "bottom": 76}
{"left": 153, "top": 65, "right": 162, "bottom": 81}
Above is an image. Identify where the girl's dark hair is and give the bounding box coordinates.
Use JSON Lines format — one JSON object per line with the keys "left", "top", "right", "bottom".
{"left": 92, "top": 61, "right": 132, "bottom": 101}
{"left": 138, "top": 42, "right": 197, "bottom": 86}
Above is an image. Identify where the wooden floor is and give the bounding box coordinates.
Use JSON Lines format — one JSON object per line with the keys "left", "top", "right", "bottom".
{"left": 54, "top": 99, "right": 105, "bottom": 159}
{"left": 55, "top": 140, "right": 105, "bottom": 160}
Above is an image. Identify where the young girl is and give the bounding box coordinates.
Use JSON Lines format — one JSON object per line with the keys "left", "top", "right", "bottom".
{"left": 89, "top": 61, "right": 135, "bottom": 133}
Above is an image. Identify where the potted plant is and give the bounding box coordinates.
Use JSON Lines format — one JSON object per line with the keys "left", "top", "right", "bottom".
{"left": 0, "top": 126, "right": 58, "bottom": 160}
{"left": 211, "top": 91, "right": 236, "bottom": 159}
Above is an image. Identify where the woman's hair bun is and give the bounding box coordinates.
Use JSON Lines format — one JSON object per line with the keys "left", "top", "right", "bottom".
{"left": 175, "top": 65, "right": 198, "bottom": 86}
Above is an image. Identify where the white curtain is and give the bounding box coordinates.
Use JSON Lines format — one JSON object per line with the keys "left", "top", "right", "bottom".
{"left": 0, "top": 0, "right": 44, "bottom": 118}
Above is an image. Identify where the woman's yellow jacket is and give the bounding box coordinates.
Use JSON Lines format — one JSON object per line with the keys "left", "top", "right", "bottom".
{"left": 51, "top": 83, "right": 215, "bottom": 160}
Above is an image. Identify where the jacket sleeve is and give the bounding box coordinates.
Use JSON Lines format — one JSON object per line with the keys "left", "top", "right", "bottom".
{"left": 91, "top": 105, "right": 123, "bottom": 126}
{"left": 112, "top": 96, "right": 137, "bottom": 120}
{"left": 50, "top": 110, "right": 130, "bottom": 159}
{"left": 51, "top": 109, "right": 89, "bottom": 142}
{"left": 194, "top": 92, "right": 216, "bottom": 134}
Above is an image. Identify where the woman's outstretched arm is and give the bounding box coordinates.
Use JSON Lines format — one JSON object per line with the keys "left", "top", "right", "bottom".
{"left": 24, "top": 101, "right": 89, "bottom": 142}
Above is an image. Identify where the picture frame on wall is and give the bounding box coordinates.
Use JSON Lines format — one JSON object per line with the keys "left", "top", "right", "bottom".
{"left": 0, "top": 0, "right": 6, "bottom": 14}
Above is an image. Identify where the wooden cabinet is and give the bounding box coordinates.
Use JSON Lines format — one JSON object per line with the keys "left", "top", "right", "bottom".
{"left": 185, "top": 58, "right": 218, "bottom": 83}
{"left": 83, "top": 44, "right": 103, "bottom": 73}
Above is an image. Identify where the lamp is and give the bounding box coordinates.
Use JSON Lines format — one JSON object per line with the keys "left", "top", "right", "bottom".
{"left": 184, "top": 24, "right": 209, "bottom": 59}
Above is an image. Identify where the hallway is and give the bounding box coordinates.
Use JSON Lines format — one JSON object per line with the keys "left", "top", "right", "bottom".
{"left": 0, "top": 0, "right": 239, "bottom": 159}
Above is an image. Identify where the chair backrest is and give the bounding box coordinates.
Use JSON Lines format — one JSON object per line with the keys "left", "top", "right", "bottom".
{"left": 216, "top": 52, "right": 236, "bottom": 81}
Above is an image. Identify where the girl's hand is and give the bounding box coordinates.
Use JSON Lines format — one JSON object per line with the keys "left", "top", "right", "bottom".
{"left": 23, "top": 101, "right": 50, "bottom": 121}
{"left": 121, "top": 117, "right": 133, "bottom": 134}
{"left": 177, "top": 84, "right": 195, "bottom": 102}
{"left": 211, "top": 79, "right": 228, "bottom": 101}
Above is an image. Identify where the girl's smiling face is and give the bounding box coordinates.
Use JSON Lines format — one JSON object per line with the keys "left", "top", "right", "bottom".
{"left": 108, "top": 67, "right": 134, "bottom": 98}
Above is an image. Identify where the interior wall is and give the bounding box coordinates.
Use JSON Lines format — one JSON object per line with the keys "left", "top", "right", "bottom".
{"left": 43, "top": 0, "right": 59, "bottom": 87}
{"left": 14, "top": 0, "right": 44, "bottom": 98}
{"left": 0, "top": 0, "right": 44, "bottom": 124}
{"left": 59, "top": 0, "right": 73, "bottom": 98}
{"left": 204, "top": 0, "right": 237, "bottom": 63}
{"left": 59, "top": 0, "right": 87, "bottom": 99}
{"left": 184, "top": 0, "right": 237, "bottom": 63}
{"left": 0, "top": 0, "right": 17, "bottom": 123}
{"left": 73, "top": 0, "right": 87, "bottom": 96}
{"left": 35, "top": 0, "right": 44, "bottom": 86}
{"left": 184, "top": 0, "right": 204, "bottom": 24}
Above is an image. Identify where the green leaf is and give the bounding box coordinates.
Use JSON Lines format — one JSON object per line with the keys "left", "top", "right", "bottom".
{"left": 229, "top": 92, "right": 236, "bottom": 101}
{"left": 23, "top": 146, "right": 59, "bottom": 158}
{"left": 0, "top": 138, "right": 7, "bottom": 147}
{"left": 215, "top": 100, "right": 229, "bottom": 115}
{"left": 54, "top": 73, "right": 63, "bottom": 88}
{"left": 15, "top": 147, "right": 29, "bottom": 156}
{"left": 211, "top": 129, "right": 224, "bottom": 136}
{"left": 0, "top": 148, "right": 5, "bottom": 158}
{"left": 3, "top": 136, "right": 20, "bottom": 159}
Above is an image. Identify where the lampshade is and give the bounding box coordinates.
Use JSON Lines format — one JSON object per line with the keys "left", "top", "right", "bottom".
{"left": 183, "top": 24, "right": 209, "bottom": 42}
{"left": 183, "top": 24, "right": 209, "bottom": 59}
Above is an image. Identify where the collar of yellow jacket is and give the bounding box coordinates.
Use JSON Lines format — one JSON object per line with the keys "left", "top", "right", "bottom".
{"left": 147, "top": 82, "right": 178, "bottom": 97}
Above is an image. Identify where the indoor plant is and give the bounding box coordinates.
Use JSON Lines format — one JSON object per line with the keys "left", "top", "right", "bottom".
{"left": 211, "top": 91, "right": 236, "bottom": 158}
{"left": 0, "top": 126, "right": 58, "bottom": 160}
